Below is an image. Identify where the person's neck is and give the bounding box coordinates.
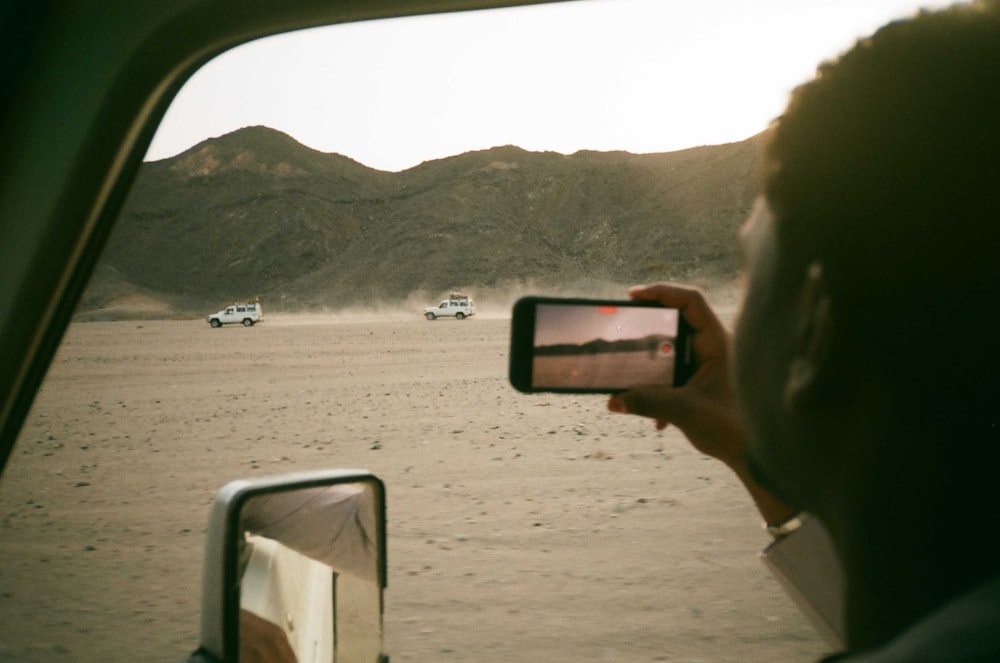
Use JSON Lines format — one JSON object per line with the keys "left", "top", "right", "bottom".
{"left": 829, "top": 484, "right": 1000, "bottom": 653}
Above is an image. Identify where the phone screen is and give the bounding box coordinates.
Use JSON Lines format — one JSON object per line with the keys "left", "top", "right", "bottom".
{"left": 509, "top": 297, "right": 692, "bottom": 393}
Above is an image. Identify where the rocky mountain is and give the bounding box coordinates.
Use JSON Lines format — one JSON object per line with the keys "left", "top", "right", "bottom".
{"left": 79, "top": 125, "right": 762, "bottom": 318}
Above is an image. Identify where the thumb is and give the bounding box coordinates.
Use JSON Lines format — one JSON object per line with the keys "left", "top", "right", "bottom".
{"left": 609, "top": 385, "right": 691, "bottom": 427}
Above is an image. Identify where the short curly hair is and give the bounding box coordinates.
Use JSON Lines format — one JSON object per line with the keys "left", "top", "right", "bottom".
{"left": 763, "top": 0, "right": 1000, "bottom": 436}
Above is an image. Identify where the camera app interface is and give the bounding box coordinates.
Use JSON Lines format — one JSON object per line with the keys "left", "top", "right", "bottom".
{"left": 532, "top": 303, "right": 679, "bottom": 389}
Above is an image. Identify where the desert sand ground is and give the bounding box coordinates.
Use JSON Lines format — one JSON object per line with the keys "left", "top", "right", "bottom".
{"left": 0, "top": 300, "right": 828, "bottom": 662}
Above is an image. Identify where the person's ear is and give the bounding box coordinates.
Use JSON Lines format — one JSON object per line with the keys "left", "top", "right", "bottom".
{"left": 784, "top": 262, "right": 836, "bottom": 412}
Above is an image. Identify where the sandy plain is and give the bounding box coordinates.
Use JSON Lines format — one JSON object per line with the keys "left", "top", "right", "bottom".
{"left": 0, "top": 304, "right": 828, "bottom": 662}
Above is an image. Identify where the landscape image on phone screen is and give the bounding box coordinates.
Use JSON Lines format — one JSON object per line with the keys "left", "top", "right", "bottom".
{"left": 532, "top": 304, "right": 679, "bottom": 389}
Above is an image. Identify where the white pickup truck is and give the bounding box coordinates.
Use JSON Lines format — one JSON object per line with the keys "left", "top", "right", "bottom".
{"left": 424, "top": 294, "right": 475, "bottom": 320}
{"left": 207, "top": 300, "right": 263, "bottom": 327}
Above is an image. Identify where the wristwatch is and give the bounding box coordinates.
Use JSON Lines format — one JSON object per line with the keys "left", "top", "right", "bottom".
{"left": 765, "top": 515, "right": 803, "bottom": 540}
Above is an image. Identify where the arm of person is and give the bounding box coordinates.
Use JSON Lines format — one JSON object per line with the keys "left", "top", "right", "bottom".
{"left": 606, "top": 283, "right": 796, "bottom": 526}
{"left": 607, "top": 283, "right": 844, "bottom": 647}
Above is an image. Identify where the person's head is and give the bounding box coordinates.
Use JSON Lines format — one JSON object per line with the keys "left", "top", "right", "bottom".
{"left": 734, "top": 1, "right": 1000, "bottom": 516}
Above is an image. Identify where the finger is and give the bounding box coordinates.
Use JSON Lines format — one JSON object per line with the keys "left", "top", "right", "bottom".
{"left": 628, "top": 283, "right": 731, "bottom": 364}
{"left": 608, "top": 395, "right": 672, "bottom": 430}
{"left": 608, "top": 394, "right": 627, "bottom": 414}
{"left": 611, "top": 385, "right": 691, "bottom": 426}
{"left": 627, "top": 283, "right": 723, "bottom": 334}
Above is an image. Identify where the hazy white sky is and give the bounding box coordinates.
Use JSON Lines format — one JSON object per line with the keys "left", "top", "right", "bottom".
{"left": 147, "top": 0, "right": 959, "bottom": 172}
{"left": 535, "top": 303, "right": 679, "bottom": 345}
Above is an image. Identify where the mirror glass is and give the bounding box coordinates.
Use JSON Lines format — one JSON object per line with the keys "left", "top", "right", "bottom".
{"left": 236, "top": 479, "right": 384, "bottom": 663}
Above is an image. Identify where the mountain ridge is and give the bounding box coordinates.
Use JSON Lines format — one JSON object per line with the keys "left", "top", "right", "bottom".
{"left": 79, "top": 126, "right": 761, "bottom": 319}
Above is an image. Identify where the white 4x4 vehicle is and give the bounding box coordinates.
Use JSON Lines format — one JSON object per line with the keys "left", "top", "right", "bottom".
{"left": 424, "top": 293, "right": 475, "bottom": 320}
{"left": 207, "top": 300, "right": 263, "bottom": 327}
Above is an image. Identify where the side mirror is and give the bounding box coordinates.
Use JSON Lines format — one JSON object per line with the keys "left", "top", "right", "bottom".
{"left": 192, "top": 470, "right": 387, "bottom": 662}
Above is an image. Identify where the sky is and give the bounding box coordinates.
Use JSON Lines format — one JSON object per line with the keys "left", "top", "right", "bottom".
{"left": 535, "top": 303, "right": 679, "bottom": 346}
{"left": 146, "top": 0, "right": 961, "bottom": 172}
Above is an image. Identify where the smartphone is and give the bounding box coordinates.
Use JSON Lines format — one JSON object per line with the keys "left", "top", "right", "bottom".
{"left": 509, "top": 296, "right": 694, "bottom": 393}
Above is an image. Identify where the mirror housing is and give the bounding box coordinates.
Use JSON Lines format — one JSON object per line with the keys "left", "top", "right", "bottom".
{"left": 193, "top": 469, "right": 387, "bottom": 662}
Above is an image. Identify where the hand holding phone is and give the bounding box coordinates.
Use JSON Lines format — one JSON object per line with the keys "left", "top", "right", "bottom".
{"left": 509, "top": 296, "right": 693, "bottom": 393}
